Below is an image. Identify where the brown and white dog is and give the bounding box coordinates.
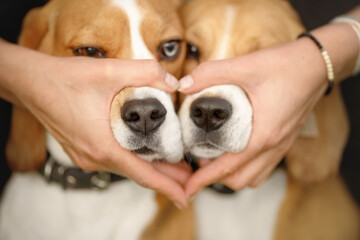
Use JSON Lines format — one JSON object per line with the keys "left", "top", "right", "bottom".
{"left": 0, "top": 0, "right": 195, "bottom": 240}
{"left": 179, "top": 0, "right": 360, "bottom": 239}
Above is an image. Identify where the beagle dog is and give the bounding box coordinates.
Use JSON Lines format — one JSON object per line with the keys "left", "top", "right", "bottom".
{"left": 179, "top": 0, "right": 360, "bottom": 239}
{"left": 0, "top": 0, "right": 195, "bottom": 240}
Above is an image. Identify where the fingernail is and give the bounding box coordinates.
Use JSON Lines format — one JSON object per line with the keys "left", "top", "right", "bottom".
{"left": 165, "top": 73, "right": 179, "bottom": 91}
{"left": 178, "top": 75, "right": 194, "bottom": 92}
{"left": 173, "top": 202, "right": 184, "bottom": 210}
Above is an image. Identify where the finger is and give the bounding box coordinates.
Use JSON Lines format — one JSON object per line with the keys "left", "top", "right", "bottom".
{"left": 178, "top": 58, "right": 247, "bottom": 94}
{"left": 199, "top": 157, "right": 264, "bottom": 190}
{"left": 184, "top": 151, "right": 252, "bottom": 198}
{"left": 108, "top": 148, "right": 188, "bottom": 208}
{"left": 132, "top": 164, "right": 188, "bottom": 208}
{"left": 221, "top": 141, "right": 288, "bottom": 190}
{"left": 152, "top": 161, "right": 193, "bottom": 186}
{"left": 219, "top": 151, "right": 273, "bottom": 190}
{"left": 104, "top": 59, "right": 179, "bottom": 93}
{"left": 67, "top": 139, "right": 188, "bottom": 208}
{"left": 198, "top": 158, "right": 211, "bottom": 167}
{"left": 184, "top": 136, "right": 263, "bottom": 198}
{"left": 64, "top": 147, "right": 105, "bottom": 171}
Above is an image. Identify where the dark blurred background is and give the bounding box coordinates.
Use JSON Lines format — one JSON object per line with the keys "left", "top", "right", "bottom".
{"left": 0, "top": 0, "right": 359, "bottom": 206}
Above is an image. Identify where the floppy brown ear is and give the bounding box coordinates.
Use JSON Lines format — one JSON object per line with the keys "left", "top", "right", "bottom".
{"left": 6, "top": 108, "right": 47, "bottom": 172}
{"left": 286, "top": 86, "right": 349, "bottom": 184}
{"left": 18, "top": 6, "right": 50, "bottom": 48}
{"left": 6, "top": 5, "right": 52, "bottom": 172}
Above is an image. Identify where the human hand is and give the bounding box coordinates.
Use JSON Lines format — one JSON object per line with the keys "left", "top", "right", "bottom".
{"left": 178, "top": 39, "right": 329, "bottom": 198}
{"left": 2, "top": 44, "right": 190, "bottom": 207}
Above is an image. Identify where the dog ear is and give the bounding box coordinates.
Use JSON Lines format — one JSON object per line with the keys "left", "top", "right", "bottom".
{"left": 6, "top": 108, "right": 47, "bottom": 172}
{"left": 18, "top": 5, "right": 51, "bottom": 49}
{"left": 6, "top": 4, "right": 53, "bottom": 172}
{"left": 286, "top": 87, "right": 348, "bottom": 184}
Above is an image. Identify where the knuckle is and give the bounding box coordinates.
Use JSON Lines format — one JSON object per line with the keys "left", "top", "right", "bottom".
{"left": 249, "top": 181, "right": 261, "bottom": 188}
{"left": 102, "top": 61, "right": 116, "bottom": 79}
{"left": 75, "top": 147, "right": 109, "bottom": 170}
{"left": 223, "top": 179, "right": 246, "bottom": 191}
{"left": 264, "top": 131, "right": 283, "bottom": 150}
{"left": 196, "top": 61, "right": 212, "bottom": 74}
{"left": 220, "top": 165, "right": 237, "bottom": 176}
{"left": 87, "top": 144, "right": 108, "bottom": 161}
{"left": 147, "top": 60, "right": 163, "bottom": 77}
{"left": 87, "top": 150, "right": 102, "bottom": 162}
{"left": 136, "top": 177, "right": 152, "bottom": 189}
{"left": 277, "top": 142, "right": 290, "bottom": 155}
{"left": 221, "top": 175, "right": 246, "bottom": 191}
{"left": 72, "top": 157, "right": 96, "bottom": 171}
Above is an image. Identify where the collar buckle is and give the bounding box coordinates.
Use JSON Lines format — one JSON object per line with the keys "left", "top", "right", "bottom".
{"left": 90, "top": 172, "right": 111, "bottom": 190}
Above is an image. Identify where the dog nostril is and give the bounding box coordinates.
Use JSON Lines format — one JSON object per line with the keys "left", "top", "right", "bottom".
{"left": 193, "top": 108, "right": 203, "bottom": 118}
{"left": 121, "top": 98, "right": 167, "bottom": 135}
{"left": 128, "top": 112, "right": 140, "bottom": 122}
{"left": 151, "top": 110, "right": 163, "bottom": 120}
{"left": 190, "top": 97, "right": 232, "bottom": 132}
{"left": 213, "top": 109, "right": 228, "bottom": 120}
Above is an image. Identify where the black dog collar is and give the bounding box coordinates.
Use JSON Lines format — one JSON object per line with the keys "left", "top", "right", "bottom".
{"left": 39, "top": 153, "right": 238, "bottom": 194}
{"left": 39, "top": 155, "right": 126, "bottom": 190}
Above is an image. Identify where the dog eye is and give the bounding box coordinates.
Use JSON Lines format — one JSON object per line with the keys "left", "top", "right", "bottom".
{"left": 73, "top": 46, "right": 106, "bottom": 58}
{"left": 186, "top": 43, "right": 200, "bottom": 61}
{"left": 158, "top": 40, "right": 182, "bottom": 61}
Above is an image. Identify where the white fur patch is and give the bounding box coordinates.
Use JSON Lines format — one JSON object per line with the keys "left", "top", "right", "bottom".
{"left": 211, "top": 6, "right": 236, "bottom": 60}
{"left": 0, "top": 173, "right": 157, "bottom": 240}
{"left": 47, "top": 133, "right": 74, "bottom": 166}
{"left": 112, "top": 87, "right": 184, "bottom": 163}
{"left": 299, "top": 111, "right": 319, "bottom": 137}
{"left": 179, "top": 84, "right": 252, "bottom": 158}
{"left": 112, "top": 0, "right": 154, "bottom": 59}
{"left": 194, "top": 168, "right": 287, "bottom": 240}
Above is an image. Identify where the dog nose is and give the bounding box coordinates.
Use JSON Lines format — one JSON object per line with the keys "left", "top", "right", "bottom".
{"left": 190, "top": 97, "right": 232, "bottom": 132}
{"left": 121, "top": 99, "right": 167, "bottom": 135}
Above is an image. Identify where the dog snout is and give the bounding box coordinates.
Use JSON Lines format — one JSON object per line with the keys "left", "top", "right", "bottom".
{"left": 190, "top": 97, "right": 232, "bottom": 132}
{"left": 121, "top": 98, "right": 167, "bottom": 135}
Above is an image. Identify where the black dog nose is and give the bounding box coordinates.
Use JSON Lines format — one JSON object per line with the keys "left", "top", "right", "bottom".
{"left": 121, "top": 98, "right": 167, "bottom": 135}
{"left": 190, "top": 97, "right": 232, "bottom": 132}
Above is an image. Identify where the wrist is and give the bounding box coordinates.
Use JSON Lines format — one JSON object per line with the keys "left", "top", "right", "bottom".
{"left": 310, "top": 22, "right": 359, "bottom": 82}
{"left": 298, "top": 32, "right": 334, "bottom": 95}
{"left": 0, "top": 41, "right": 24, "bottom": 105}
{"left": 0, "top": 41, "right": 54, "bottom": 107}
{"left": 291, "top": 37, "right": 329, "bottom": 95}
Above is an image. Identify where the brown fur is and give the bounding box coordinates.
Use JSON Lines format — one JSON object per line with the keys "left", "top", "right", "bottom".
{"left": 181, "top": 0, "right": 305, "bottom": 73}
{"left": 110, "top": 87, "right": 136, "bottom": 125}
{"left": 287, "top": 86, "right": 349, "bottom": 183}
{"left": 140, "top": 194, "right": 196, "bottom": 240}
{"left": 274, "top": 176, "right": 360, "bottom": 240}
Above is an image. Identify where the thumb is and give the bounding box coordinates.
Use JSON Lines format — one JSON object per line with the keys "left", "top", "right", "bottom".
{"left": 107, "top": 141, "right": 188, "bottom": 208}
{"left": 178, "top": 58, "right": 245, "bottom": 94}
{"left": 108, "top": 59, "right": 180, "bottom": 93}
